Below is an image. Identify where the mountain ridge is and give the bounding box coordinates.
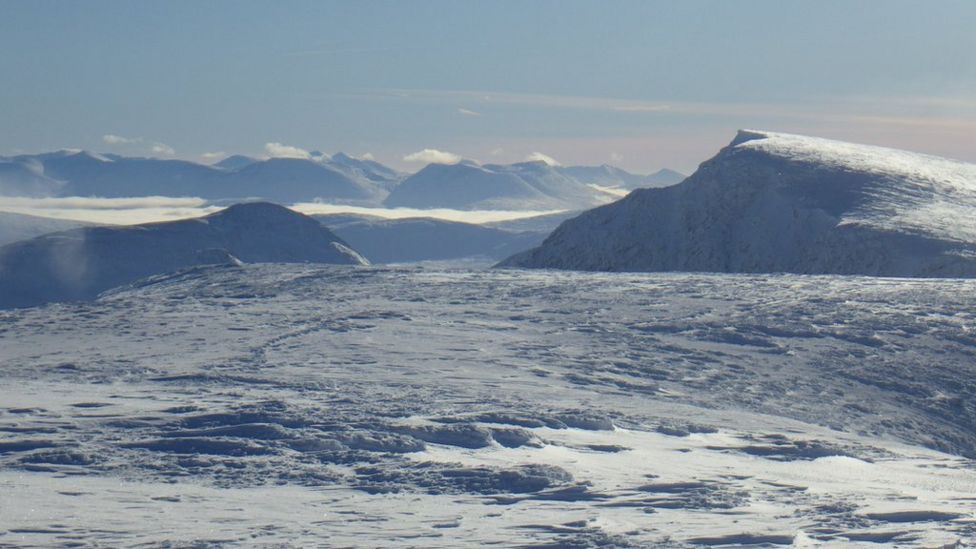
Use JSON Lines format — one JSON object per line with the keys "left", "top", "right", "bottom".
{"left": 500, "top": 130, "right": 976, "bottom": 277}
{"left": 0, "top": 202, "right": 367, "bottom": 308}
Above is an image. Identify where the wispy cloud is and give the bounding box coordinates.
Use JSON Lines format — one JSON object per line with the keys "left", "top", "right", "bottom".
{"left": 403, "top": 148, "right": 462, "bottom": 165}
{"left": 151, "top": 142, "right": 176, "bottom": 156}
{"left": 282, "top": 46, "right": 393, "bottom": 58}
{"left": 610, "top": 152, "right": 624, "bottom": 163}
{"left": 102, "top": 134, "right": 142, "bottom": 145}
{"left": 364, "top": 88, "right": 976, "bottom": 132}
{"left": 525, "top": 152, "right": 560, "bottom": 166}
{"left": 370, "top": 88, "right": 674, "bottom": 114}
{"left": 457, "top": 107, "right": 481, "bottom": 117}
{"left": 265, "top": 142, "right": 311, "bottom": 159}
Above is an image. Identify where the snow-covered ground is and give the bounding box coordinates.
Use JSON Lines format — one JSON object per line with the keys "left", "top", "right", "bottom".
{"left": 2, "top": 264, "right": 975, "bottom": 547}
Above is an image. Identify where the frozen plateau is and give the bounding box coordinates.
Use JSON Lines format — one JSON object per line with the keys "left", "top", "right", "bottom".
{"left": 1, "top": 131, "right": 976, "bottom": 547}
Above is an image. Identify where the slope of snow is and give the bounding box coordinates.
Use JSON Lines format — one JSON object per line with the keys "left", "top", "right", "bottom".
{"left": 0, "top": 211, "right": 90, "bottom": 247}
{"left": 1, "top": 265, "right": 974, "bottom": 546}
{"left": 329, "top": 152, "right": 404, "bottom": 192}
{"left": 560, "top": 164, "right": 648, "bottom": 190}
{"left": 0, "top": 202, "right": 367, "bottom": 308}
{"left": 502, "top": 130, "right": 976, "bottom": 277}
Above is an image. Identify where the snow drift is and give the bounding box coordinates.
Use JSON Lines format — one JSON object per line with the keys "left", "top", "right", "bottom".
{"left": 0, "top": 202, "right": 367, "bottom": 308}
{"left": 501, "top": 130, "right": 976, "bottom": 277}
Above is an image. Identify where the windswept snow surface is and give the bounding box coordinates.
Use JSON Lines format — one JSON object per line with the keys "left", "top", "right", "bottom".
{"left": 503, "top": 130, "right": 976, "bottom": 276}
{"left": 1, "top": 265, "right": 975, "bottom": 546}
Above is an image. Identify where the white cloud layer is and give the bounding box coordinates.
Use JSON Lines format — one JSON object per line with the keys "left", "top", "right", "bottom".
{"left": 0, "top": 196, "right": 217, "bottom": 225}
{"left": 402, "top": 148, "right": 462, "bottom": 165}
{"left": 525, "top": 152, "right": 561, "bottom": 166}
{"left": 264, "top": 142, "right": 311, "bottom": 159}
{"left": 0, "top": 196, "right": 562, "bottom": 227}
{"left": 292, "top": 202, "right": 563, "bottom": 224}
{"left": 457, "top": 108, "right": 481, "bottom": 117}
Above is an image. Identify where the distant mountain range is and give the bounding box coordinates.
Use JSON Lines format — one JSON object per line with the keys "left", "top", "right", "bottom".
{"left": 0, "top": 202, "right": 366, "bottom": 308}
{"left": 501, "top": 130, "right": 976, "bottom": 277}
{"left": 0, "top": 150, "right": 400, "bottom": 204}
{"left": 0, "top": 150, "right": 683, "bottom": 210}
{"left": 385, "top": 161, "right": 684, "bottom": 210}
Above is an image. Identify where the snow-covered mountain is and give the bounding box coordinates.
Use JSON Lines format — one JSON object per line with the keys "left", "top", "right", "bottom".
{"left": 0, "top": 211, "right": 90, "bottom": 247}
{"left": 0, "top": 202, "right": 367, "bottom": 308}
{"left": 502, "top": 130, "right": 976, "bottom": 277}
{"left": 1, "top": 150, "right": 680, "bottom": 212}
{"left": 316, "top": 213, "right": 547, "bottom": 263}
{"left": 0, "top": 151, "right": 399, "bottom": 203}
{"left": 229, "top": 158, "right": 385, "bottom": 203}
{"left": 384, "top": 160, "right": 677, "bottom": 210}
{"left": 328, "top": 152, "right": 403, "bottom": 192}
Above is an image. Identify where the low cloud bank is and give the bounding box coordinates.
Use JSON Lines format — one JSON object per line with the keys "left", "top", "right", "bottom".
{"left": 0, "top": 196, "right": 563, "bottom": 226}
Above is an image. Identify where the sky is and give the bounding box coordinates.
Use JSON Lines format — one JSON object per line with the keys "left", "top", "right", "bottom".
{"left": 1, "top": 0, "right": 974, "bottom": 174}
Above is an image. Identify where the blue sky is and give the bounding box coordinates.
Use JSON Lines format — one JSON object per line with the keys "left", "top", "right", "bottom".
{"left": 1, "top": 0, "right": 974, "bottom": 173}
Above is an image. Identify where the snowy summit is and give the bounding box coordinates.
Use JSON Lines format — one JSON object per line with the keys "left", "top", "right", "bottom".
{"left": 501, "top": 130, "right": 976, "bottom": 276}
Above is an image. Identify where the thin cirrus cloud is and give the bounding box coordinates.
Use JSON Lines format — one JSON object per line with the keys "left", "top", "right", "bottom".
{"left": 264, "top": 142, "right": 311, "bottom": 159}
{"left": 457, "top": 108, "right": 481, "bottom": 117}
{"left": 402, "top": 148, "right": 462, "bottom": 165}
{"left": 368, "top": 88, "right": 976, "bottom": 132}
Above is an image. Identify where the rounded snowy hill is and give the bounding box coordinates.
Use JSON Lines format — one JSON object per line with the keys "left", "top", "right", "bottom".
{"left": 0, "top": 202, "right": 367, "bottom": 308}
{"left": 501, "top": 130, "right": 976, "bottom": 276}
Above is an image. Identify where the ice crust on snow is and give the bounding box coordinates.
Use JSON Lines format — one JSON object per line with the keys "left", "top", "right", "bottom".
{"left": 502, "top": 130, "right": 976, "bottom": 276}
